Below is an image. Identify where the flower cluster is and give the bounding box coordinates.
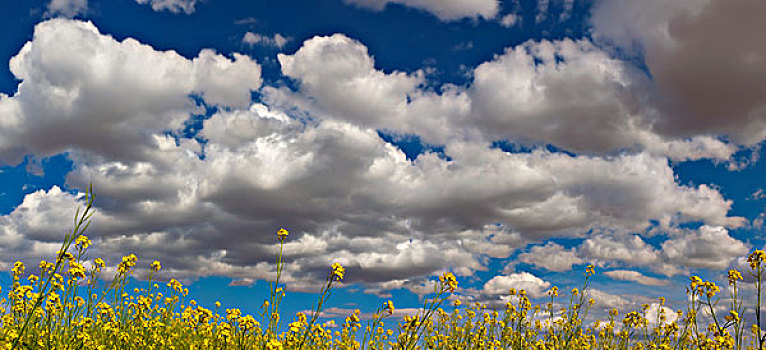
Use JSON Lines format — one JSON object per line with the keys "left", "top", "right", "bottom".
{"left": 439, "top": 272, "right": 458, "bottom": 293}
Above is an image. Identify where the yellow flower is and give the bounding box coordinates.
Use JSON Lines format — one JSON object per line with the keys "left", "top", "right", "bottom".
{"left": 117, "top": 254, "right": 138, "bottom": 274}
{"left": 56, "top": 250, "right": 74, "bottom": 263}
{"left": 748, "top": 250, "right": 766, "bottom": 269}
{"left": 331, "top": 262, "right": 345, "bottom": 281}
{"left": 266, "top": 339, "right": 284, "bottom": 350}
{"left": 384, "top": 300, "right": 394, "bottom": 315}
{"left": 276, "top": 228, "right": 289, "bottom": 239}
{"left": 728, "top": 269, "right": 743, "bottom": 285}
{"left": 11, "top": 261, "right": 24, "bottom": 276}
{"left": 75, "top": 235, "right": 91, "bottom": 249}
{"left": 439, "top": 272, "right": 458, "bottom": 293}
{"left": 453, "top": 299, "right": 462, "bottom": 307}
{"left": 68, "top": 261, "right": 86, "bottom": 279}
{"left": 151, "top": 260, "right": 161, "bottom": 272}
{"left": 94, "top": 258, "right": 105, "bottom": 272}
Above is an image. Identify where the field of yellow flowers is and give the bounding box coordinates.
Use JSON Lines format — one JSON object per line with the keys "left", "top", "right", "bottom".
{"left": 2, "top": 187, "right": 766, "bottom": 350}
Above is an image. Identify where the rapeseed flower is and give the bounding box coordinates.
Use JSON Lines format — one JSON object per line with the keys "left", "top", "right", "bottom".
{"left": 331, "top": 262, "right": 345, "bottom": 281}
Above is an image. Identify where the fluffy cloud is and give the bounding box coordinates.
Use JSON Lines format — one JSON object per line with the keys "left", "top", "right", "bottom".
{"left": 587, "top": 288, "right": 635, "bottom": 310}
{"left": 135, "top": 0, "right": 198, "bottom": 14}
{"left": 343, "top": 0, "right": 499, "bottom": 21}
{"left": 579, "top": 225, "right": 747, "bottom": 276}
{"left": 603, "top": 270, "right": 669, "bottom": 286}
{"left": 274, "top": 33, "right": 736, "bottom": 161}
{"left": 277, "top": 34, "right": 431, "bottom": 133}
{"left": 0, "top": 187, "right": 87, "bottom": 270}
{"left": 469, "top": 38, "right": 734, "bottom": 160}
{"left": 6, "top": 100, "right": 741, "bottom": 288}
{"left": 592, "top": 0, "right": 766, "bottom": 145}
{"left": 661, "top": 225, "right": 749, "bottom": 271}
{"left": 482, "top": 272, "right": 551, "bottom": 298}
{"left": 517, "top": 242, "right": 582, "bottom": 272}
{"left": 0, "top": 19, "right": 260, "bottom": 165}
{"left": 579, "top": 235, "right": 661, "bottom": 268}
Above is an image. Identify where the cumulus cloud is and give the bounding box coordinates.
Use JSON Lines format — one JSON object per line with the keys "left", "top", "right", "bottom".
{"left": 135, "top": 0, "right": 199, "bottom": 14}
{"left": 579, "top": 225, "right": 747, "bottom": 277}
{"left": 0, "top": 19, "right": 260, "bottom": 165}
{"left": 603, "top": 269, "right": 669, "bottom": 286}
{"left": 517, "top": 242, "right": 582, "bottom": 272}
{"left": 277, "top": 34, "right": 429, "bottom": 133}
{"left": 579, "top": 235, "right": 662, "bottom": 269}
{"left": 482, "top": 272, "right": 551, "bottom": 298}
{"left": 592, "top": 0, "right": 766, "bottom": 145}
{"left": 587, "top": 288, "right": 635, "bottom": 310}
{"left": 0, "top": 187, "right": 88, "bottom": 270}
{"left": 469, "top": 38, "right": 734, "bottom": 160}
{"left": 661, "top": 225, "right": 749, "bottom": 271}
{"left": 5, "top": 100, "right": 740, "bottom": 288}
{"left": 343, "top": 0, "right": 499, "bottom": 21}
{"left": 274, "top": 33, "right": 736, "bottom": 162}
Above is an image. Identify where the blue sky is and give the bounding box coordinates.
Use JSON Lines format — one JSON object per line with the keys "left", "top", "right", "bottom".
{"left": 1, "top": 0, "right": 765, "bottom": 324}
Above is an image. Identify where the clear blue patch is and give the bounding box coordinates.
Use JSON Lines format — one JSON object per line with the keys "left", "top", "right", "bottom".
{"left": 0, "top": 154, "right": 74, "bottom": 215}
{"left": 490, "top": 140, "right": 536, "bottom": 153}
{"left": 377, "top": 131, "right": 450, "bottom": 161}
{"left": 673, "top": 145, "right": 766, "bottom": 221}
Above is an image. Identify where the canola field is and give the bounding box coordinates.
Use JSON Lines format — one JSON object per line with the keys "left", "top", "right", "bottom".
{"left": 1, "top": 188, "right": 764, "bottom": 350}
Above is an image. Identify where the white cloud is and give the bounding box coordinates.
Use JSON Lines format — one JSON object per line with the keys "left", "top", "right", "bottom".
{"left": 587, "top": 288, "right": 634, "bottom": 310}
{"left": 0, "top": 187, "right": 86, "bottom": 266}
{"left": 12, "top": 104, "right": 738, "bottom": 288}
{"left": 343, "top": 0, "right": 499, "bottom": 21}
{"left": 482, "top": 272, "right": 551, "bottom": 298}
{"left": 193, "top": 50, "right": 262, "bottom": 107}
{"left": 47, "top": 0, "right": 88, "bottom": 17}
{"left": 580, "top": 225, "right": 747, "bottom": 276}
{"left": 661, "top": 225, "right": 749, "bottom": 271}
{"left": 579, "top": 234, "right": 666, "bottom": 272}
{"left": 275, "top": 34, "right": 736, "bottom": 162}
{"left": 277, "top": 34, "right": 427, "bottom": 131}
{"left": 1, "top": 19, "right": 260, "bottom": 165}
{"left": 243, "top": 32, "right": 290, "bottom": 49}
{"left": 603, "top": 269, "right": 669, "bottom": 286}
{"left": 517, "top": 242, "right": 582, "bottom": 272}
{"left": 135, "top": 0, "right": 198, "bottom": 14}
{"left": 469, "top": 38, "right": 735, "bottom": 161}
